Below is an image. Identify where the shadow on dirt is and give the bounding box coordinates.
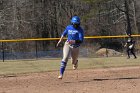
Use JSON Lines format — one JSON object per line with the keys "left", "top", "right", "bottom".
{"left": 64, "top": 77, "right": 140, "bottom": 83}
{"left": 93, "top": 77, "right": 140, "bottom": 81}
{"left": 81, "top": 77, "right": 140, "bottom": 82}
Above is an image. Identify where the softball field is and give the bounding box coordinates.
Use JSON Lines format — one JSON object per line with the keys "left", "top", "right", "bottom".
{"left": 0, "top": 57, "right": 140, "bottom": 93}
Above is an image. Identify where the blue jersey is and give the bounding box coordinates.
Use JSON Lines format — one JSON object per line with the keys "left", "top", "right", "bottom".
{"left": 61, "top": 25, "right": 84, "bottom": 46}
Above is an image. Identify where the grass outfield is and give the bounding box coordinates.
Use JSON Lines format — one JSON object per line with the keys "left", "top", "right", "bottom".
{"left": 0, "top": 56, "right": 139, "bottom": 75}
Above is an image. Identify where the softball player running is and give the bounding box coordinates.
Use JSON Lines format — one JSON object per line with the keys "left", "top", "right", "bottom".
{"left": 56, "top": 16, "right": 84, "bottom": 79}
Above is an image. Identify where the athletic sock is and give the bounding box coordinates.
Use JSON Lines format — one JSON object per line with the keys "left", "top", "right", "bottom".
{"left": 60, "top": 61, "right": 67, "bottom": 76}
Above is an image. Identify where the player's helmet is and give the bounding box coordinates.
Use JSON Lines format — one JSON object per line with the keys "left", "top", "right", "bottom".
{"left": 71, "top": 16, "right": 80, "bottom": 24}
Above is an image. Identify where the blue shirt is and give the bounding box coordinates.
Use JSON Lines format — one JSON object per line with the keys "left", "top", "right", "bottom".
{"left": 61, "top": 25, "right": 84, "bottom": 45}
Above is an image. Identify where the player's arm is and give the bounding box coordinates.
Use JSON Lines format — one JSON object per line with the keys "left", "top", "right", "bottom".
{"left": 56, "top": 29, "right": 68, "bottom": 47}
{"left": 124, "top": 43, "right": 127, "bottom": 47}
{"left": 124, "top": 42, "right": 128, "bottom": 47}
{"left": 56, "top": 36, "right": 64, "bottom": 46}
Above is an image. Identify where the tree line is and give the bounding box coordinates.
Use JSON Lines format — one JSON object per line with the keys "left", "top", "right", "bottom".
{"left": 0, "top": 0, "right": 139, "bottom": 54}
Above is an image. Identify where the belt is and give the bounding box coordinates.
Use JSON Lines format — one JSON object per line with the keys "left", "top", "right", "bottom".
{"left": 69, "top": 44, "right": 80, "bottom": 48}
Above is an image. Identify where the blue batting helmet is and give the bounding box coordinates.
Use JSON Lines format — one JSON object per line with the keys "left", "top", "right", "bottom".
{"left": 71, "top": 16, "right": 80, "bottom": 24}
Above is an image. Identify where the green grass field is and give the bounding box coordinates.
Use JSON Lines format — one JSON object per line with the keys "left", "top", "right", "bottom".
{"left": 0, "top": 57, "right": 139, "bottom": 75}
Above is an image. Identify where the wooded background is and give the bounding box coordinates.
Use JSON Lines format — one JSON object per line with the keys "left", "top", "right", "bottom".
{"left": 0, "top": 0, "right": 140, "bottom": 59}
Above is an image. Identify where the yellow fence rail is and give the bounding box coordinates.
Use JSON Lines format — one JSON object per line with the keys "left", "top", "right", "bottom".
{"left": 0, "top": 35, "right": 140, "bottom": 42}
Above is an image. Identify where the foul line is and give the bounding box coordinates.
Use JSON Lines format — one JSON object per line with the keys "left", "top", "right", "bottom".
{"left": 0, "top": 35, "right": 140, "bottom": 42}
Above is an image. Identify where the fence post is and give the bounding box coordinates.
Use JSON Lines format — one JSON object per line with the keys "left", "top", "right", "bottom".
{"left": 35, "top": 41, "right": 38, "bottom": 59}
{"left": 2, "top": 42, "right": 4, "bottom": 62}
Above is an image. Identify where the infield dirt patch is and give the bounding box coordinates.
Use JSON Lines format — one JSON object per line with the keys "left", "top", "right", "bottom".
{"left": 0, "top": 66, "right": 140, "bottom": 93}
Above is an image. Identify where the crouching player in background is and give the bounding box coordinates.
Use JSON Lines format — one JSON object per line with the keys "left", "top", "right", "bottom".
{"left": 56, "top": 16, "right": 84, "bottom": 79}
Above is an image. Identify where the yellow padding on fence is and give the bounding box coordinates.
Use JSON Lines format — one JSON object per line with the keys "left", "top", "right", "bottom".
{"left": 0, "top": 35, "right": 140, "bottom": 42}
{"left": 85, "top": 35, "right": 140, "bottom": 39}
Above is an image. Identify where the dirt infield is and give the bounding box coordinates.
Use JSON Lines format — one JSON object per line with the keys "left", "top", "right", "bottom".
{"left": 0, "top": 66, "right": 140, "bottom": 93}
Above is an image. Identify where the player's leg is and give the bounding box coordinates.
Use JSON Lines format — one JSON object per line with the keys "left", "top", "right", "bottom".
{"left": 71, "top": 47, "right": 79, "bottom": 70}
{"left": 127, "top": 49, "right": 130, "bottom": 59}
{"left": 130, "top": 49, "right": 137, "bottom": 59}
{"left": 58, "top": 42, "right": 71, "bottom": 79}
